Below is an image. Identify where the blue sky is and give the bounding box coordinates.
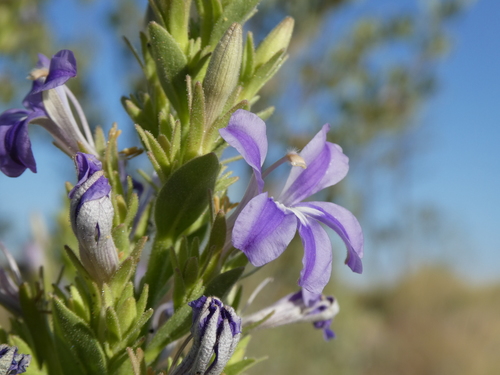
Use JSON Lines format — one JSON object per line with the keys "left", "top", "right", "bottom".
{"left": 0, "top": 0, "right": 498, "bottom": 285}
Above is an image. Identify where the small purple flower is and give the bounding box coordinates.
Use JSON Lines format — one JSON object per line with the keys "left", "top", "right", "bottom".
{"left": 0, "top": 345, "right": 31, "bottom": 375}
{"left": 170, "top": 296, "right": 241, "bottom": 375}
{"left": 220, "top": 109, "right": 364, "bottom": 304}
{"left": 242, "top": 290, "right": 339, "bottom": 341}
{"left": 69, "top": 153, "right": 118, "bottom": 283}
{"left": 0, "top": 50, "right": 95, "bottom": 177}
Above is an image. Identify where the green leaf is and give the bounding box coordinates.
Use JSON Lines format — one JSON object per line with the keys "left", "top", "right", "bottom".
{"left": 154, "top": 153, "right": 220, "bottom": 240}
{"left": 109, "top": 257, "right": 137, "bottom": 300}
{"left": 240, "top": 31, "right": 255, "bottom": 83}
{"left": 224, "top": 357, "right": 267, "bottom": 375}
{"left": 69, "top": 285, "right": 90, "bottom": 322}
{"left": 116, "top": 297, "right": 137, "bottom": 335}
{"left": 136, "top": 284, "right": 149, "bottom": 316}
{"left": 209, "top": 0, "right": 260, "bottom": 47}
{"left": 172, "top": 267, "right": 186, "bottom": 310}
{"left": 52, "top": 297, "right": 107, "bottom": 375}
{"left": 142, "top": 238, "right": 173, "bottom": 309}
{"left": 186, "top": 81, "right": 206, "bottom": 159}
{"left": 203, "top": 23, "right": 242, "bottom": 128}
{"left": 204, "top": 267, "right": 244, "bottom": 299}
{"left": 113, "top": 309, "right": 153, "bottom": 353}
{"left": 105, "top": 306, "right": 123, "bottom": 343}
{"left": 166, "top": 0, "right": 191, "bottom": 51}
{"left": 148, "top": 22, "right": 188, "bottom": 117}
{"left": 183, "top": 256, "right": 199, "bottom": 290}
{"left": 144, "top": 304, "right": 192, "bottom": 364}
{"left": 254, "top": 17, "right": 294, "bottom": 68}
{"left": 239, "top": 50, "right": 288, "bottom": 101}
{"left": 200, "top": 212, "right": 226, "bottom": 280}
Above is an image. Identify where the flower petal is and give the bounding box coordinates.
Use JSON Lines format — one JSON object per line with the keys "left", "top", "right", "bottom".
{"left": 30, "top": 50, "right": 77, "bottom": 94}
{"left": 0, "top": 109, "right": 43, "bottom": 177}
{"left": 279, "top": 124, "right": 349, "bottom": 205}
{"left": 232, "top": 192, "right": 297, "bottom": 266}
{"left": 219, "top": 109, "right": 268, "bottom": 192}
{"left": 297, "top": 218, "right": 333, "bottom": 297}
{"left": 297, "top": 202, "right": 364, "bottom": 273}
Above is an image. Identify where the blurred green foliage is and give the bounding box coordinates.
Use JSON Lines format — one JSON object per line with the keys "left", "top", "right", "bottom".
{"left": 244, "top": 267, "right": 500, "bottom": 375}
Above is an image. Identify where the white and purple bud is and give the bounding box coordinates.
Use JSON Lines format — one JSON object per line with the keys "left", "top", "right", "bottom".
{"left": 171, "top": 296, "right": 241, "bottom": 375}
{"left": 69, "top": 153, "right": 118, "bottom": 284}
{"left": 0, "top": 344, "right": 31, "bottom": 375}
{"left": 242, "top": 290, "right": 339, "bottom": 340}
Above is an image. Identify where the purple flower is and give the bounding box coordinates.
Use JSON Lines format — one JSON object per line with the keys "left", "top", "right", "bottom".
{"left": 170, "top": 296, "right": 241, "bottom": 375}
{"left": 0, "top": 345, "right": 31, "bottom": 375}
{"left": 220, "top": 109, "right": 364, "bottom": 304}
{"left": 242, "top": 290, "right": 339, "bottom": 341}
{"left": 0, "top": 50, "right": 95, "bottom": 177}
{"left": 69, "top": 153, "right": 118, "bottom": 283}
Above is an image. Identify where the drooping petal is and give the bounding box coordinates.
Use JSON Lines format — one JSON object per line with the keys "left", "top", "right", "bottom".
{"left": 279, "top": 124, "right": 349, "bottom": 205}
{"left": 0, "top": 109, "right": 45, "bottom": 177}
{"left": 30, "top": 50, "right": 77, "bottom": 94}
{"left": 296, "top": 217, "right": 333, "bottom": 299}
{"left": 296, "top": 201, "right": 364, "bottom": 273}
{"left": 32, "top": 53, "right": 50, "bottom": 70}
{"left": 232, "top": 192, "right": 297, "bottom": 266}
{"left": 219, "top": 109, "right": 268, "bottom": 192}
{"left": 69, "top": 153, "right": 111, "bottom": 216}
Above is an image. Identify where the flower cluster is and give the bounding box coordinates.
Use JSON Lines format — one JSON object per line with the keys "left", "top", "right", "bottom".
{"left": 171, "top": 296, "right": 241, "bottom": 375}
{"left": 0, "top": 2, "right": 366, "bottom": 373}
{"left": 220, "top": 109, "right": 364, "bottom": 304}
{"left": 0, "top": 50, "right": 95, "bottom": 177}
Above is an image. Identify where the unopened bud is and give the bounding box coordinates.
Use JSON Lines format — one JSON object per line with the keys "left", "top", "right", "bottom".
{"left": 171, "top": 296, "right": 241, "bottom": 375}
{"left": 254, "top": 17, "right": 294, "bottom": 68}
{"left": 242, "top": 290, "right": 339, "bottom": 340}
{"left": 0, "top": 344, "right": 31, "bottom": 375}
{"left": 69, "top": 153, "right": 118, "bottom": 284}
{"left": 203, "top": 23, "right": 243, "bottom": 128}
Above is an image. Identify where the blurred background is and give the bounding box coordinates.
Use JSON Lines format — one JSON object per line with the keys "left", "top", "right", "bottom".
{"left": 1, "top": 0, "right": 499, "bottom": 374}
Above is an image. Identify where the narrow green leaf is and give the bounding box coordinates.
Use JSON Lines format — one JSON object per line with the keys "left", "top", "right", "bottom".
{"left": 186, "top": 81, "right": 206, "bottom": 159}
{"left": 148, "top": 21, "right": 188, "bottom": 116}
{"left": 239, "top": 51, "right": 288, "bottom": 100}
{"left": 144, "top": 304, "right": 192, "bottom": 364}
{"left": 240, "top": 31, "right": 255, "bottom": 83}
{"left": 183, "top": 257, "right": 199, "bottom": 290}
{"left": 109, "top": 258, "right": 136, "bottom": 302}
{"left": 203, "top": 23, "right": 242, "bottom": 128}
{"left": 106, "top": 306, "right": 123, "bottom": 343}
{"left": 52, "top": 298, "right": 107, "bottom": 375}
{"left": 154, "top": 153, "right": 219, "bottom": 240}
{"left": 224, "top": 357, "right": 267, "bottom": 375}
{"left": 166, "top": 0, "right": 191, "bottom": 51}
{"left": 116, "top": 297, "right": 137, "bottom": 335}
{"left": 173, "top": 268, "right": 186, "bottom": 310}
{"left": 136, "top": 284, "right": 149, "bottom": 315}
{"left": 209, "top": 0, "right": 259, "bottom": 47}
{"left": 254, "top": 17, "right": 294, "bottom": 68}
{"left": 204, "top": 267, "right": 244, "bottom": 299}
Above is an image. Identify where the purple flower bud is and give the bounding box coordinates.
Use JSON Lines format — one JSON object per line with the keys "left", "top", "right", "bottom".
{"left": 0, "top": 345, "right": 31, "bottom": 375}
{"left": 242, "top": 290, "right": 339, "bottom": 341}
{"left": 0, "top": 50, "right": 96, "bottom": 178}
{"left": 69, "top": 153, "right": 118, "bottom": 283}
{"left": 170, "top": 296, "right": 241, "bottom": 375}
